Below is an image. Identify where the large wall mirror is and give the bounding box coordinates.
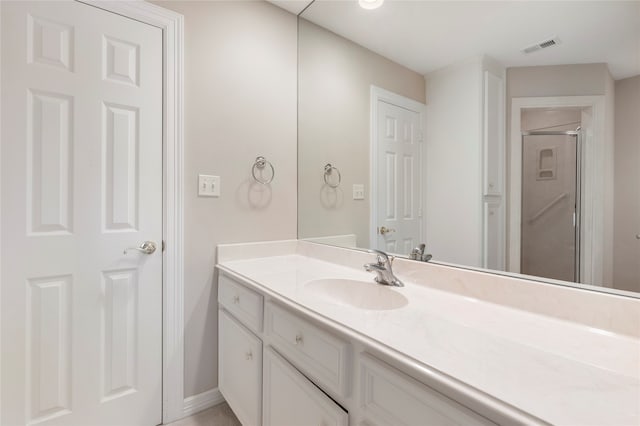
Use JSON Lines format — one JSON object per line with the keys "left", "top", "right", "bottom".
{"left": 296, "top": 0, "right": 640, "bottom": 297}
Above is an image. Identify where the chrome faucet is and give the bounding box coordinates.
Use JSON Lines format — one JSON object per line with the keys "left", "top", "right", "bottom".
{"left": 409, "top": 243, "right": 432, "bottom": 262}
{"left": 364, "top": 249, "right": 404, "bottom": 287}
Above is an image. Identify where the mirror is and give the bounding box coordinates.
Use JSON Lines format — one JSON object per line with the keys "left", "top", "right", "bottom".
{"left": 297, "top": 0, "right": 640, "bottom": 297}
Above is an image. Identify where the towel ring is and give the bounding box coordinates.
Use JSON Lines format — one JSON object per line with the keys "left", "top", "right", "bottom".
{"left": 323, "top": 163, "right": 341, "bottom": 188}
{"left": 252, "top": 156, "right": 274, "bottom": 185}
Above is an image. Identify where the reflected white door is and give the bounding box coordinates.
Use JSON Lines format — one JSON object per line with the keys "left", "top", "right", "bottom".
{"left": 374, "top": 99, "right": 422, "bottom": 255}
{"left": 1, "top": 1, "right": 162, "bottom": 425}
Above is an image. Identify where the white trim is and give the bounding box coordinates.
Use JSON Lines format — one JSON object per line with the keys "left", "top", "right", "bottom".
{"left": 77, "top": 1, "right": 185, "bottom": 423}
{"left": 509, "top": 96, "right": 605, "bottom": 286}
{"left": 369, "top": 86, "right": 427, "bottom": 250}
{"left": 182, "top": 388, "right": 225, "bottom": 418}
{"left": 0, "top": 3, "right": 3, "bottom": 421}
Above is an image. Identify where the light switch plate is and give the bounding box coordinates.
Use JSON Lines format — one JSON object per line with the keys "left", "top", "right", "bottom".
{"left": 198, "top": 174, "right": 220, "bottom": 197}
{"left": 353, "top": 184, "right": 365, "bottom": 200}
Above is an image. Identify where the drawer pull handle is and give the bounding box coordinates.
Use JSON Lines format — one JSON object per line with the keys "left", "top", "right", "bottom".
{"left": 232, "top": 295, "right": 240, "bottom": 304}
{"left": 245, "top": 351, "right": 253, "bottom": 360}
{"left": 295, "top": 334, "right": 303, "bottom": 345}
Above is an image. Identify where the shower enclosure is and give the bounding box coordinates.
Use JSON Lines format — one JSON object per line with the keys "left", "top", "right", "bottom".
{"left": 521, "top": 130, "right": 581, "bottom": 282}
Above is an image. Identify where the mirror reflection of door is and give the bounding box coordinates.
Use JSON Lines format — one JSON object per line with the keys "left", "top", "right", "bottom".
{"left": 521, "top": 133, "right": 579, "bottom": 282}
{"left": 373, "top": 96, "right": 423, "bottom": 255}
{"left": 520, "top": 107, "right": 582, "bottom": 283}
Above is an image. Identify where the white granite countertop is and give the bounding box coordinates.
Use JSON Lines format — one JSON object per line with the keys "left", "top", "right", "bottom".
{"left": 217, "top": 253, "right": 640, "bottom": 426}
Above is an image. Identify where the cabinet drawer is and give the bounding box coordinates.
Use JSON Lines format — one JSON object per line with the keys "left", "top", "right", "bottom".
{"left": 265, "top": 302, "right": 350, "bottom": 398}
{"left": 219, "top": 273, "right": 263, "bottom": 332}
{"left": 359, "top": 353, "right": 495, "bottom": 426}
{"left": 263, "top": 347, "right": 348, "bottom": 426}
{"left": 219, "top": 309, "right": 262, "bottom": 426}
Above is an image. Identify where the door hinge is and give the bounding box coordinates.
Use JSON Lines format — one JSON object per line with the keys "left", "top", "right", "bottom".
{"left": 162, "top": 240, "right": 166, "bottom": 252}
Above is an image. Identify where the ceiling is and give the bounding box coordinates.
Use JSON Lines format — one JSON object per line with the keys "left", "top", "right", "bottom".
{"left": 272, "top": 0, "right": 640, "bottom": 80}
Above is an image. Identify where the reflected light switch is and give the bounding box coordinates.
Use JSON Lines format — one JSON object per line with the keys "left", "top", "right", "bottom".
{"left": 198, "top": 174, "right": 220, "bottom": 197}
{"left": 353, "top": 184, "right": 365, "bottom": 200}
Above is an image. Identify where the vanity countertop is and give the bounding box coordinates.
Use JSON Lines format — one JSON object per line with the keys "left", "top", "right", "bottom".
{"left": 217, "top": 252, "right": 640, "bottom": 426}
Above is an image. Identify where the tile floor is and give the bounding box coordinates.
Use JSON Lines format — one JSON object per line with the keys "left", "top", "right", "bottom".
{"left": 166, "top": 403, "right": 241, "bottom": 426}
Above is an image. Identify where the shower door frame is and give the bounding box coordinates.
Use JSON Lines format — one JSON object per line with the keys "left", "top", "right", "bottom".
{"left": 509, "top": 96, "right": 607, "bottom": 287}
{"left": 520, "top": 130, "right": 582, "bottom": 282}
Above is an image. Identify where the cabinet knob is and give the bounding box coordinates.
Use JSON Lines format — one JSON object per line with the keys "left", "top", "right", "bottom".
{"left": 245, "top": 351, "right": 253, "bottom": 360}
{"left": 636, "top": 234, "right": 640, "bottom": 240}
{"left": 295, "top": 334, "right": 303, "bottom": 345}
{"left": 233, "top": 295, "right": 240, "bottom": 304}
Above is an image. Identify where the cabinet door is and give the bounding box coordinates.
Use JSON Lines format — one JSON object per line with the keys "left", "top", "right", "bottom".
{"left": 219, "top": 309, "right": 263, "bottom": 426}
{"left": 483, "top": 70, "right": 505, "bottom": 196}
{"left": 263, "top": 347, "right": 348, "bottom": 426}
{"left": 359, "top": 354, "right": 495, "bottom": 426}
{"left": 483, "top": 199, "right": 505, "bottom": 270}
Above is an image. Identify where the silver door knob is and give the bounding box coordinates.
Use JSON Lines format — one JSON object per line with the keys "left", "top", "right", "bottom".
{"left": 636, "top": 234, "right": 640, "bottom": 240}
{"left": 378, "top": 226, "right": 396, "bottom": 235}
{"left": 124, "top": 241, "right": 157, "bottom": 255}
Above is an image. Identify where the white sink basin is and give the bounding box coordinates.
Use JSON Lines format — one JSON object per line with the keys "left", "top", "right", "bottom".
{"left": 304, "top": 278, "right": 408, "bottom": 311}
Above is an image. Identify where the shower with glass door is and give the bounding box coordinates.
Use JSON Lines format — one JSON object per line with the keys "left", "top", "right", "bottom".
{"left": 521, "top": 129, "right": 581, "bottom": 283}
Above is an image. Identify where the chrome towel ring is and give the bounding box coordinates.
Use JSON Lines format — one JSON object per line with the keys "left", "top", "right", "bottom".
{"left": 252, "top": 156, "right": 274, "bottom": 185}
{"left": 323, "top": 163, "right": 341, "bottom": 188}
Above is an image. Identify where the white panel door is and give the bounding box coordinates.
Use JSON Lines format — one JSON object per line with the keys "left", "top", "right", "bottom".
{"left": 375, "top": 100, "right": 422, "bottom": 255}
{"left": 1, "top": 1, "right": 163, "bottom": 425}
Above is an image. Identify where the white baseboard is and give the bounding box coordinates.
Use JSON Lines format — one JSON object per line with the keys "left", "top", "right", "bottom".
{"left": 182, "top": 388, "right": 225, "bottom": 417}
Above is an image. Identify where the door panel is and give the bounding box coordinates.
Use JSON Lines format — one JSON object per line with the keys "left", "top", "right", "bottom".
{"left": 375, "top": 100, "right": 422, "bottom": 254}
{"left": 1, "top": 2, "right": 163, "bottom": 425}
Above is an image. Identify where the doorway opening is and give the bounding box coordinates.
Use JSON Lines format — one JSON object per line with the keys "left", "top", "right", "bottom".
{"left": 519, "top": 107, "right": 584, "bottom": 283}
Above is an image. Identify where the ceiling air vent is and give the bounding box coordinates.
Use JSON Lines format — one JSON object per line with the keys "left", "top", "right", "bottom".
{"left": 521, "top": 36, "right": 561, "bottom": 54}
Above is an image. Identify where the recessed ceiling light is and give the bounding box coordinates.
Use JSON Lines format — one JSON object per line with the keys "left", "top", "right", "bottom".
{"left": 359, "top": 0, "right": 384, "bottom": 10}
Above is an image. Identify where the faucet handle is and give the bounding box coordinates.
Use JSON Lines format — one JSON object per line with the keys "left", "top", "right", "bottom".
{"left": 367, "top": 249, "right": 389, "bottom": 265}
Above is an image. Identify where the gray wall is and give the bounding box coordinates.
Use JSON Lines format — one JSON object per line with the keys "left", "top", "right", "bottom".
{"left": 156, "top": 1, "right": 298, "bottom": 398}
{"left": 297, "top": 19, "right": 425, "bottom": 248}
{"left": 507, "top": 63, "right": 610, "bottom": 98}
{"left": 613, "top": 75, "right": 640, "bottom": 292}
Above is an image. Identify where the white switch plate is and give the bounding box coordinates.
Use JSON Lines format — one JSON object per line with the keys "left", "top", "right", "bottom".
{"left": 353, "top": 184, "right": 365, "bottom": 200}
{"left": 198, "top": 174, "right": 220, "bottom": 197}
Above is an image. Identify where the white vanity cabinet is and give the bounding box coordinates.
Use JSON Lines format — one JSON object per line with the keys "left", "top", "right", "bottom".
{"left": 218, "top": 271, "right": 496, "bottom": 426}
{"left": 219, "top": 273, "right": 349, "bottom": 426}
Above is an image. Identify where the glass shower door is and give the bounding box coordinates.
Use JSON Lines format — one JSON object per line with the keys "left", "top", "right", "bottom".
{"left": 521, "top": 132, "right": 579, "bottom": 282}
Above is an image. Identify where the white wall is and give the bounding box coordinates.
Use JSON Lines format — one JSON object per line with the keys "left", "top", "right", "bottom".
{"left": 613, "top": 75, "right": 640, "bottom": 292}
{"left": 424, "top": 57, "right": 484, "bottom": 267}
{"left": 155, "top": 1, "right": 297, "bottom": 399}
{"left": 297, "top": 19, "right": 425, "bottom": 248}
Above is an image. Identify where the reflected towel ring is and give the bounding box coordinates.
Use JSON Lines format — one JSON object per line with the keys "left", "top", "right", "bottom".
{"left": 252, "top": 156, "right": 275, "bottom": 185}
{"left": 323, "top": 163, "right": 341, "bottom": 188}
